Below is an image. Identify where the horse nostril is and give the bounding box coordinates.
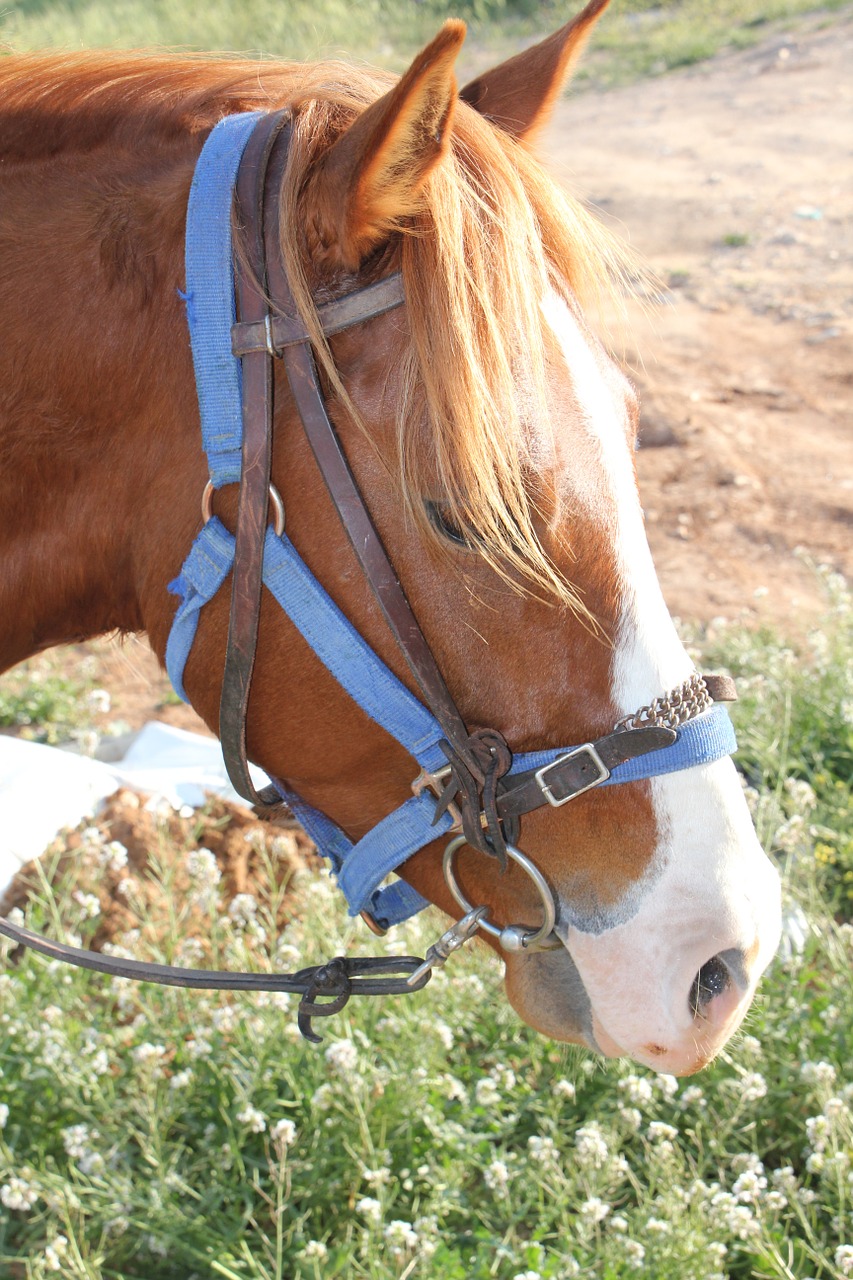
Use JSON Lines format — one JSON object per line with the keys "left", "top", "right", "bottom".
{"left": 689, "top": 954, "right": 731, "bottom": 1016}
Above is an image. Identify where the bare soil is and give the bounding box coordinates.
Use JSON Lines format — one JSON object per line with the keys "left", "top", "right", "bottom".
{"left": 548, "top": 8, "right": 852, "bottom": 626}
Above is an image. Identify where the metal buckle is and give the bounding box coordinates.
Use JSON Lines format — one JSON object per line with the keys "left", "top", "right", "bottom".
{"left": 534, "top": 744, "right": 610, "bottom": 807}
{"left": 411, "top": 763, "right": 463, "bottom": 834}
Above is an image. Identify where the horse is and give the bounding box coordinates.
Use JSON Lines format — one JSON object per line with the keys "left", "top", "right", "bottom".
{"left": 0, "top": 0, "right": 781, "bottom": 1075}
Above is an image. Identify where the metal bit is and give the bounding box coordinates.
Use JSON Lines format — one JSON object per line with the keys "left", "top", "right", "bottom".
{"left": 405, "top": 906, "right": 490, "bottom": 987}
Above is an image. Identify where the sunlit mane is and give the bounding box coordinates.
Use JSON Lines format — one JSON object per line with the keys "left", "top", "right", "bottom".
{"left": 278, "top": 69, "right": 636, "bottom": 612}
{"left": 0, "top": 51, "right": 635, "bottom": 609}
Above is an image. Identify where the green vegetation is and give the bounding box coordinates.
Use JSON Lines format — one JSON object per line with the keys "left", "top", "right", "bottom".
{"left": 1, "top": 0, "right": 851, "bottom": 87}
{"left": 0, "top": 576, "right": 851, "bottom": 1279}
{"left": 0, "top": 654, "right": 102, "bottom": 747}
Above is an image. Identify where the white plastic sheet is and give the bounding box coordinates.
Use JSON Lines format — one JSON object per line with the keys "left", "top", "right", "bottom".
{"left": 0, "top": 723, "right": 266, "bottom": 897}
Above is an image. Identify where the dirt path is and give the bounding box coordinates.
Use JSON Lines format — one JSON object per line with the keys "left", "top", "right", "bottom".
{"left": 547, "top": 8, "right": 852, "bottom": 625}
{"left": 13, "top": 14, "right": 851, "bottom": 733}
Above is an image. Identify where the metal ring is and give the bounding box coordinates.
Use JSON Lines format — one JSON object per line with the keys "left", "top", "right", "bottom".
{"left": 201, "top": 480, "right": 285, "bottom": 537}
{"left": 442, "top": 836, "right": 562, "bottom": 953}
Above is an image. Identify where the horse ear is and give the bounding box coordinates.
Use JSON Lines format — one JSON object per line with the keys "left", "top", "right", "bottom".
{"left": 459, "top": 0, "right": 609, "bottom": 142}
{"left": 306, "top": 21, "right": 465, "bottom": 271}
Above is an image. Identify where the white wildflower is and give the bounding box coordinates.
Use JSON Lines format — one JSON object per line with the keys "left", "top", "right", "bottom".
{"left": 227, "top": 893, "right": 258, "bottom": 928}
{"left": 527, "top": 1135, "right": 558, "bottom": 1163}
{"left": 1, "top": 1177, "right": 39, "bottom": 1210}
{"left": 440, "top": 1074, "right": 467, "bottom": 1103}
{"left": 646, "top": 1217, "right": 670, "bottom": 1234}
{"left": 835, "top": 1246, "right": 853, "bottom": 1276}
{"left": 624, "top": 1240, "right": 645, "bottom": 1269}
{"left": 475, "top": 1077, "right": 501, "bottom": 1107}
{"left": 356, "top": 1196, "right": 382, "bottom": 1225}
{"left": 0, "top": 1103, "right": 8, "bottom": 1128}
{"left": 575, "top": 1123, "right": 609, "bottom": 1168}
{"left": 648, "top": 1121, "right": 678, "bottom": 1141}
{"left": 236, "top": 1105, "right": 266, "bottom": 1133}
{"left": 680, "top": 1085, "right": 705, "bottom": 1107}
{"left": 44, "top": 1234, "right": 69, "bottom": 1272}
{"left": 783, "top": 777, "right": 817, "bottom": 811}
{"left": 739, "top": 1071, "right": 768, "bottom": 1102}
{"left": 169, "top": 1069, "right": 194, "bottom": 1090}
{"left": 187, "top": 847, "right": 220, "bottom": 882}
{"left": 86, "top": 688, "right": 111, "bottom": 715}
{"left": 656, "top": 1073, "right": 678, "bottom": 1098}
{"left": 271, "top": 1118, "right": 297, "bottom": 1149}
{"left": 618, "top": 1106, "right": 643, "bottom": 1130}
{"left": 432, "top": 1020, "right": 454, "bottom": 1050}
{"left": 580, "top": 1197, "right": 610, "bottom": 1223}
{"left": 311, "top": 1083, "right": 334, "bottom": 1111}
{"left": 132, "top": 1042, "right": 167, "bottom": 1066}
{"left": 384, "top": 1219, "right": 418, "bottom": 1256}
{"left": 73, "top": 891, "right": 101, "bottom": 920}
{"left": 62, "top": 1124, "right": 94, "bottom": 1159}
{"left": 610, "top": 1215, "right": 628, "bottom": 1232}
{"left": 302, "top": 1241, "right": 328, "bottom": 1261}
{"left": 104, "top": 840, "right": 128, "bottom": 871}
{"left": 801, "top": 1060, "right": 836, "bottom": 1087}
{"left": 325, "top": 1038, "right": 358, "bottom": 1076}
{"left": 619, "top": 1074, "right": 653, "bottom": 1106}
{"left": 513, "top": 1272, "right": 541, "bottom": 1280}
{"left": 553, "top": 1078, "right": 576, "bottom": 1100}
{"left": 484, "top": 1160, "right": 511, "bottom": 1195}
{"left": 733, "top": 1169, "right": 767, "bottom": 1202}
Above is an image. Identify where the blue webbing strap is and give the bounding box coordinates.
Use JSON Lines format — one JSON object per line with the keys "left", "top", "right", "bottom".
{"left": 166, "top": 518, "right": 235, "bottom": 703}
{"left": 512, "top": 703, "right": 737, "bottom": 785}
{"left": 183, "top": 111, "right": 263, "bottom": 489}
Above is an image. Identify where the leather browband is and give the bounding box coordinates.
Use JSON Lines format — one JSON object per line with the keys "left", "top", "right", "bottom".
{"left": 231, "top": 273, "right": 407, "bottom": 356}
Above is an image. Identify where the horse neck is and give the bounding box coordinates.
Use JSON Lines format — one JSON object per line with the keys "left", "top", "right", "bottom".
{"left": 0, "top": 134, "right": 203, "bottom": 674}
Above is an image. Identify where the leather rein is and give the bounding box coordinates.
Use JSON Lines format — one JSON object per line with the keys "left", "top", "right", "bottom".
{"left": 0, "top": 110, "right": 738, "bottom": 1042}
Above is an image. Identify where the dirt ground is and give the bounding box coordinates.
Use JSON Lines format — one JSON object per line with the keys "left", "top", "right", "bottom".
{"left": 548, "top": 8, "right": 852, "bottom": 625}
{"left": 22, "top": 13, "right": 853, "bottom": 738}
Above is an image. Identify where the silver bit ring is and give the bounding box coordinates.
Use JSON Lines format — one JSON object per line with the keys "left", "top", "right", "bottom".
{"left": 442, "top": 836, "right": 562, "bottom": 953}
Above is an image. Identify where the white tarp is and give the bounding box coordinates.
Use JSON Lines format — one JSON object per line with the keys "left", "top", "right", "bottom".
{"left": 0, "top": 723, "right": 266, "bottom": 898}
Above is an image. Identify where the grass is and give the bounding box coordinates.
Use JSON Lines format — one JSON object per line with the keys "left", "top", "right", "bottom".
{"left": 0, "top": 574, "right": 851, "bottom": 1279}
{"left": 0, "top": 0, "right": 851, "bottom": 87}
{"left": 0, "top": 654, "right": 101, "bottom": 748}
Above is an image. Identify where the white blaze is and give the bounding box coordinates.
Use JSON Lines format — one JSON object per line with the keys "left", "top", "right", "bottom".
{"left": 541, "top": 291, "right": 781, "bottom": 1070}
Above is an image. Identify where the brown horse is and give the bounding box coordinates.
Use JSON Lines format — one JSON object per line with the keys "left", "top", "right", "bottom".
{"left": 0, "top": 0, "right": 780, "bottom": 1074}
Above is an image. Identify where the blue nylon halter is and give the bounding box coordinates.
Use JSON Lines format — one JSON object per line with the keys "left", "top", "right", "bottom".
{"left": 167, "top": 112, "right": 738, "bottom": 929}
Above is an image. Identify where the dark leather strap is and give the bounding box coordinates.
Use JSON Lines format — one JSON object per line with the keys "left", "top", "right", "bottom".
{"left": 0, "top": 915, "right": 429, "bottom": 1043}
{"left": 703, "top": 673, "right": 737, "bottom": 702}
{"left": 495, "top": 725, "right": 677, "bottom": 820}
{"left": 231, "top": 273, "right": 406, "bottom": 355}
{"left": 218, "top": 110, "right": 292, "bottom": 807}
{"left": 262, "top": 189, "right": 487, "bottom": 784}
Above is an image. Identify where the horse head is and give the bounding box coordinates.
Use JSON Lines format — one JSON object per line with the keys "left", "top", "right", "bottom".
{"left": 0, "top": 1, "right": 781, "bottom": 1074}
{"left": 164, "top": 0, "right": 780, "bottom": 1075}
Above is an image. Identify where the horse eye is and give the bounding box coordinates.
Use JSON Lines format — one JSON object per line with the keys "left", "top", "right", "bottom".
{"left": 425, "top": 500, "right": 472, "bottom": 549}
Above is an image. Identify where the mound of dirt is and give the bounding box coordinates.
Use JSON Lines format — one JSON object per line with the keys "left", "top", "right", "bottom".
{"left": 0, "top": 789, "right": 319, "bottom": 955}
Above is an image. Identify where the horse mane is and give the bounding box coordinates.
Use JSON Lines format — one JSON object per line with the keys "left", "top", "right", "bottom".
{"left": 0, "top": 52, "right": 634, "bottom": 609}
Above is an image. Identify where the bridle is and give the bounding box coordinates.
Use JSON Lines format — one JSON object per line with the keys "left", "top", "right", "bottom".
{"left": 0, "top": 109, "right": 738, "bottom": 1041}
